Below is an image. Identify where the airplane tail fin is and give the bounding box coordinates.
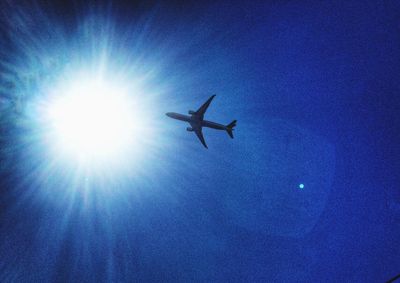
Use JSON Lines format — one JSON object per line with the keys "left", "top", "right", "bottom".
{"left": 226, "top": 120, "right": 237, "bottom": 139}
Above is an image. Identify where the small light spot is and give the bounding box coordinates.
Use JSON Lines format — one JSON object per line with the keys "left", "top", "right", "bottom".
{"left": 299, "top": 183, "right": 304, "bottom": 189}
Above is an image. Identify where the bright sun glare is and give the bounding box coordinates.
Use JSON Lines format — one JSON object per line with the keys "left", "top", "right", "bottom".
{"left": 47, "top": 79, "right": 138, "bottom": 162}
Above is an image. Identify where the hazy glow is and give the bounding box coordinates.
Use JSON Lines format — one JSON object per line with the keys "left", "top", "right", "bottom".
{"left": 30, "top": 55, "right": 162, "bottom": 175}
{"left": 47, "top": 79, "right": 136, "bottom": 161}
{"left": 0, "top": 3, "right": 195, "bottom": 280}
{"left": 299, "top": 183, "right": 304, "bottom": 189}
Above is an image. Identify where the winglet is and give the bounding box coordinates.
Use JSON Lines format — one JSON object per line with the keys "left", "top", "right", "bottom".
{"left": 226, "top": 120, "right": 237, "bottom": 139}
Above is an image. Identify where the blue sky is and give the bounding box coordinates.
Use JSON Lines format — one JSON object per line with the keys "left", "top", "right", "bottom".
{"left": 0, "top": 1, "right": 399, "bottom": 282}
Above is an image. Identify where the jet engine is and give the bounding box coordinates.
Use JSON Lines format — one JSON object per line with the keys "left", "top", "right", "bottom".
{"left": 186, "top": 127, "right": 194, "bottom": 132}
{"left": 188, "top": 110, "right": 196, "bottom": 115}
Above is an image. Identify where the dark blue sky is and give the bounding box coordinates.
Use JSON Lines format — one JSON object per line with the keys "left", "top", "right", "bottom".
{"left": 0, "top": 0, "right": 399, "bottom": 282}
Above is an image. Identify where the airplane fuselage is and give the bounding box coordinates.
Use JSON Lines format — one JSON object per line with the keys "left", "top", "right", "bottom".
{"left": 166, "top": 112, "right": 226, "bottom": 131}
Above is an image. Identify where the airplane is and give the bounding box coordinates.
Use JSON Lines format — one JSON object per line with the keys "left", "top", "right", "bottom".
{"left": 166, "top": 95, "right": 236, "bottom": 148}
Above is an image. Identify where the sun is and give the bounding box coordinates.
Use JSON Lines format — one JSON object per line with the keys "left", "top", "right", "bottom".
{"left": 45, "top": 78, "right": 143, "bottom": 164}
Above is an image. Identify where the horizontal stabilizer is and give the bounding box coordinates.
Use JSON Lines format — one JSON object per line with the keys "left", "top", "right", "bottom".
{"left": 226, "top": 120, "right": 237, "bottom": 139}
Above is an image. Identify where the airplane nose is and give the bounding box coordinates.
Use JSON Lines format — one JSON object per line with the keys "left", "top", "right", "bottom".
{"left": 166, "top": 112, "right": 172, "bottom": 118}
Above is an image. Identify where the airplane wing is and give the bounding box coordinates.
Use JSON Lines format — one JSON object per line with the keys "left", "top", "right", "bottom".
{"left": 194, "top": 128, "right": 208, "bottom": 148}
{"left": 195, "top": 95, "right": 216, "bottom": 120}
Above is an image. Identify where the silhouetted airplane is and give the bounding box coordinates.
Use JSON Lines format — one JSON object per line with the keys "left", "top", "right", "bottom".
{"left": 166, "top": 95, "right": 236, "bottom": 148}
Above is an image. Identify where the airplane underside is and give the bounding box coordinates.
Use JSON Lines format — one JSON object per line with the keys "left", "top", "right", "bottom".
{"left": 166, "top": 95, "right": 236, "bottom": 148}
